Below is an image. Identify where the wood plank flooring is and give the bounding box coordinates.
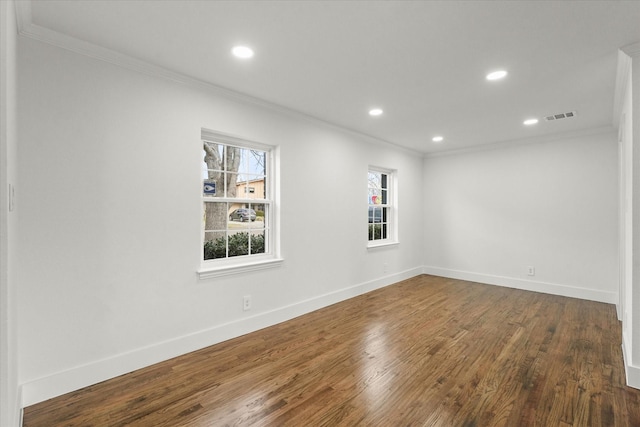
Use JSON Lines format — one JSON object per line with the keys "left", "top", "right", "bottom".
{"left": 23, "top": 275, "right": 640, "bottom": 426}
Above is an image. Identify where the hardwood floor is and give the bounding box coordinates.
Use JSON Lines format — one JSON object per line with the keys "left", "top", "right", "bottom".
{"left": 23, "top": 275, "right": 640, "bottom": 426}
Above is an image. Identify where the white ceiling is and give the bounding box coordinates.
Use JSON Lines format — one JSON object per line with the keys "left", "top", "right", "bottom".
{"left": 19, "top": 0, "right": 640, "bottom": 154}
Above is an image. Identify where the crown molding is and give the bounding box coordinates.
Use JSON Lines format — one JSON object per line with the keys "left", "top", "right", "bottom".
{"left": 424, "top": 125, "right": 616, "bottom": 159}
{"left": 14, "top": 1, "right": 423, "bottom": 158}
{"left": 13, "top": 0, "right": 31, "bottom": 34}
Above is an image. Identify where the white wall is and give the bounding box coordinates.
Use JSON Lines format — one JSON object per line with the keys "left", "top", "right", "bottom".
{"left": 619, "top": 51, "right": 634, "bottom": 383}
{"left": 16, "top": 37, "right": 425, "bottom": 406}
{"left": 12, "top": 16, "right": 632, "bottom": 411}
{"left": 619, "top": 43, "right": 640, "bottom": 388}
{"left": 423, "top": 132, "right": 619, "bottom": 303}
{"left": 632, "top": 46, "right": 640, "bottom": 381}
{"left": 0, "top": 1, "right": 20, "bottom": 425}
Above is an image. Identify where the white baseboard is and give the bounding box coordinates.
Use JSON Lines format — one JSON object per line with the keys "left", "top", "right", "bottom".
{"left": 20, "top": 267, "right": 422, "bottom": 407}
{"left": 20, "top": 266, "right": 625, "bottom": 408}
{"left": 622, "top": 335, "right": 640, "bottom": 389}
{"left": 422, "top": 266, "right": 618, "bottom": 304}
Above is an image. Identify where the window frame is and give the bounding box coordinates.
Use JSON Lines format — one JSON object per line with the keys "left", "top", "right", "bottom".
{"left": 198, "top": 129, "right": 282, "bottom": 279}
{"left": 367, "top": 166, "right": 398, "bottom": 249}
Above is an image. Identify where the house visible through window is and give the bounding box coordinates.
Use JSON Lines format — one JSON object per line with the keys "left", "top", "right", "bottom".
{"left": 368, "top": 168, "right": 395, "bottom": 245}
{"left": 201, "top": 131, "right": 273, "bottom": 263}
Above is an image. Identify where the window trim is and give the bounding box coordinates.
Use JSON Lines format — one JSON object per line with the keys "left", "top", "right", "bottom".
{"left": 367, "top": 166, "right": 398, "bottom": 248}
{"left": 199, "top": 129, "right": 282, "bottom": 279}
{"left": 367, "top": 240, "right": 400, "bottom": 250}
{"left": 198, "top": 256, "right": 284, "bottom": 279}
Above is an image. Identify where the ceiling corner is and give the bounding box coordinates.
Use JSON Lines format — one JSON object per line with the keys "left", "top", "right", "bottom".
{"left": 14, "top": 0, "right": 32, "bottom": 35}
{"left": 621, "top": 41, "right": 640, "bottom": 57}
{"left": 613, "top": 49, "right": 633, "bottom": 128}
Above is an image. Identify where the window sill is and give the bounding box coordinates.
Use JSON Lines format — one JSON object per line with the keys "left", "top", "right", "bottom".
{"left": 198, "top": 257, "right": 284, "bottom": 280}
{"left": 367, "top": 240, "right": 399, "bottom": 250}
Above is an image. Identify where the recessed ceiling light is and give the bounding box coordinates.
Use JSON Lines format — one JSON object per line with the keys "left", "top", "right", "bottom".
{"left": 369, "top": 108, "right": 383, "bottom": 116}
{"left": 232, "top": 45, "right": 254, "bottom": 59}
{"left": 486, "top": 70, "right": 508, "bottom": 81}
{"left": 523, "top": 118, "right": 539, "bottom": 126}
{"left": 432, "top": 136, "right": 444, "bottom": 143}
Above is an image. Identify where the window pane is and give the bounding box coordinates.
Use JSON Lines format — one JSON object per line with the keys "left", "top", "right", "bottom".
{"left": 368, "top": 169, "right": 392, "bottom": 243}
{"left": 369, "top": 224, "right": 383, "bottom": 240}
{"left": 368, "top": 171, "right": 387, "bottom": 205}
{"left": 202, "top": 165, "right": 224, "bottom": 199}
{"left": 368, "top": 171, "right": 382, "bottom": 189}
{"left": 228, "top": 204, "right": 254, "bottom": 223}
{"left": 225, "top": 145, "right": 243, "bottom": 175}
{"left": 204, "top": 231, "right": 226, "bottom": 260}
{"left": 238, "top": 148, "right": 266, "bottom": 177}
{"left": 369, "top": 206, "right": 382, "bottom": 223}
{"left": 235, "top": 174, "right": 267, "bottom": 199}
{"left": 241, "top": 175, "right": 266, "bottom": 200}
{"left": 250, "top": 231, "right": 266, "bottom": 255}
{"left": 250, "top": 150, "right": 266, "bottom": 175}
{"left": 204, "top": 202, "right": 228, "bottom": 232}
{"left": 368, "top": 188, "right": 382, "bottom": 205}
{"left": 225, "top": 230, "right": 248, "bottom": 257}
{"left": 253, "top": 203, "right": 266, "bottom": 222}
{"left": 246, "top": 203, "right": 263, "bottom": 224}
{"left": 235, "top": 179, "right": 248, "bottom": 198}
{"left": 202, "top": 142, "right": 232, "bottom": 199}
{"left": 202, "top": 137, "right": 271, "bottom": 262}
{"left": 203, "top": 141, "right": 224, "bottom": 172}
{"left": 225, "top": 172, "right": 240, "bottom": 198}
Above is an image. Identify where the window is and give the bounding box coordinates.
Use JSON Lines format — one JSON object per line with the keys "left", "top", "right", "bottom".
{"left": 199, "top": 129, "right": 281, "bottom": 278}
{"left": 368, "top": 168, "right": 396, "bottom": 247}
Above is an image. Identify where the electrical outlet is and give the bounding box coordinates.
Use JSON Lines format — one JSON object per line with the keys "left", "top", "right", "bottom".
{"left": 243, "top": 295, "right": 252, "bottom": 311}
{"left": 383, "top": 263, "right": 388, "bottom": 273}
{"left": 527, "top": 266, "right": 535, "bottom": 276}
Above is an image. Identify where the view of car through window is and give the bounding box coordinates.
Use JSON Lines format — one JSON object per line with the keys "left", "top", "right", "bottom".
{"left": 229, "top": 208, "right": 257, "bottom": 222}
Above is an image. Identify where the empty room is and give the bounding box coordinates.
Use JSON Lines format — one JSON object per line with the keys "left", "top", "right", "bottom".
{"left": 2, "top": 1, "right": 640, "bottom": 426}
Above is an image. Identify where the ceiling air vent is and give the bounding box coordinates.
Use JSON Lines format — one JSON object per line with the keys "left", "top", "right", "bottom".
{"left": 544, "top": 111, "right": 577, "bottom": 121}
